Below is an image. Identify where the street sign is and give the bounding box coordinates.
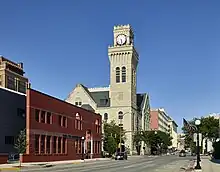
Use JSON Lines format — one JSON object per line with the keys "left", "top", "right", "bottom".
{"left": 193, "top": 133, "right": 202, "bottom": 146}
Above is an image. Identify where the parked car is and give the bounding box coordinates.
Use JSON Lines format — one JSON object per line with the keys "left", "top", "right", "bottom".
{"left": 115, "top": 151, "right": 128, "bottom": 160}
{"left": 179, "top": 150, "right": 186, "bottom": 157}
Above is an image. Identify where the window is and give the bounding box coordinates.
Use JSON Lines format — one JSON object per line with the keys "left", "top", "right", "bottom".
{"left": 75, "top": 140, "right": 78, "bottom": 153}
{"left": 58, "top": 115, "right": 62, "bottom": 126}
{"left": 63, "top": 138, "right": 66, "bottom": 154}
{"left": 118, "top": 111, "right": 123, "bottom": 120}
{"left": 104, "top": 113, "right": 108, "bottom": 121}
{"left": 100, "top": 99, "right": 108, "bottom": 106}
{"left": 46, "top": 136, "right": 51, "bottom": 154}
{"left": 46, "top": 112, "right": 52, "bottom": 124}
{"left": 17, "top": 108, "right": 25, "bottom": 118}
{"left": 40, "top": 135, "right": 45, "bottom": 154}
{"left": 95, "top": 119, "right": 101, "bottom": 133}
{"left": 58, "top": 137, "right": 61, "bottom": 153}
{"left": 5, "top": 136, "right": 14, "bottom": 145}
{"left": 41, "top": 111, "right": 46, "bottom": 123}
{"left": 75, "top": 101, "right": 82, "bottom": 106}
{"left": 75, "top": 114, "right": 82, "bottom": 130}
{"left": 53, "top": 136, "right": 57, "bottom": 153}
{"left": 18, "top": 80, "right": 26, "bottom": 93}
{"left": 35, "top": 109, "right": 40, "bottom": 122}
{"left": 6, "top": 76, "right": 15, "bottom": 90}
{"left": 59, "top": 115, "right": 67, "bottom": 127}
{"left": 62, "top": 117, "right": 67, "bottom": 127}
{"left": 122, "top": 66, "right": 126, "bottom": 82}
{"left": 34, "top": 135, "right": 40, "bottom": 154}
{"left": 116, "top": 67, "right": 120, "bottom": 83}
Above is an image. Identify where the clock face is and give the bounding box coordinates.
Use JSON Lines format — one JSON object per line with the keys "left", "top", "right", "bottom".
{"left": 116, "top": 34, "right": 126, "bottom": 45}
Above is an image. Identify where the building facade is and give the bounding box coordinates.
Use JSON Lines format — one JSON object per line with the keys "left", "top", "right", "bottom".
{"left": 21, "top": 88, "right": 102, "bottom": 162}
{"left": 0, "top": 86, "right": 26, "bottom": 154}
{"left": 65, "top": 25, "right": 151, "bottom": 155}
{"left": 150, "top": 108, "right": 178, "bottom": 149}
{"left": 0, "top": 56, "right": 28, "bottom": 94}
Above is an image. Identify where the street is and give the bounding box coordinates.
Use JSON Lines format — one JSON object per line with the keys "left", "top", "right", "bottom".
{"left": 6, "top": 155, "right": 194, "bottom": 172}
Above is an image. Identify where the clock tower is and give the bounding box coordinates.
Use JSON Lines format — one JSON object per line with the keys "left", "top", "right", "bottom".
{"left": 108, "top": 25, "right": 139, "bottom": 153}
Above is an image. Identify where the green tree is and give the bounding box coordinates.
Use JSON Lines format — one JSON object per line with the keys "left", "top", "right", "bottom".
{"left": 133, "top": 131, "right": 143, "bottom": 155}
{"left": 103, "top": 120, "right": 126, "bottom": 156}
{"left": 182, "top": 117, "right": 219, "bottom": 152}
{"left": 14, "top": 129, "right": 27, "bottom": 167}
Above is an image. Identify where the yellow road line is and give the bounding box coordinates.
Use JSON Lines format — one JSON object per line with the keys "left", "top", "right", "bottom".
{"left": 0, "top": 167, "right": 20, "bottom": 171}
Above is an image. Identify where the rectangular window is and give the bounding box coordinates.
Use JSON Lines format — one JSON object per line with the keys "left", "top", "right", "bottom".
{"left": 58, "top": 115, "right": 62, "bottom": 126}
{"left": 7, "top": 76, "right": 15, "bottom": 90}
{"left": 100, "top": 99, "right": 107, "bottom": 106}
{"left": 5, "top": 136, "right": 14, "bottom": 145}
{"left": 35, "top": 109, "right": 40, "bottom": 122}
{"left": 46, "top": 136, "right": 51, "bottom": 154}
{"left": 63, "top": 138, "right": 66, "bottom": 154}
{"left": 18, "top": 80, "right": 26, "bottom": 94}
{"left": 63, "top": 117, "right": 67, "bottom": 127}
{"left": 53, "top": 136, "right": 57, "bottom": 154}
{"left": 78, "top": 102, "right": 82, "bottom": 106}
{"left": 98, "top": 141, "right": 100, "bottom": 153}
{"left": 75, "top": 140, "right": 78, "bottom": 153}
{"left": 46, "top": 112, "right": 51, "bottom": 124}
{"left": 35, "top": 135, "right": 40, "bottom": 154}
{"left": 75, "top": 102, "right": 78, "bottom": 105}
{"left": 41, "top": 111, "right": 46, "bottom": 123}
{"left": 79, "top": 140, "right": 81, "bottom": 154}
{"left": 41, "top": 135, "right": 45, "bottom": 154}
{"left": 75, "top": 120, "right": 77, "bottom": 129}
{"left": 58, "top": 137, "right": 61, "bottom": 153}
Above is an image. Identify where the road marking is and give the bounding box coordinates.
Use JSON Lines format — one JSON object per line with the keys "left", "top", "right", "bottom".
{"left": 0, "top": 167, "right": 20, "bottom": 171}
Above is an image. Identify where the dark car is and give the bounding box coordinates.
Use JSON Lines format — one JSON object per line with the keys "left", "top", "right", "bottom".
{"left": 115, "top": 151, "right": 127, "bottom": 160}
{"left": 179, "top": 150, "right": 186, "bottom": 157}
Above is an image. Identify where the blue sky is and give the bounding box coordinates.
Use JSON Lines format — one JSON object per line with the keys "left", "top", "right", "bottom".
{"left": 1, "top": 0, "right": 220, "bottom": 130}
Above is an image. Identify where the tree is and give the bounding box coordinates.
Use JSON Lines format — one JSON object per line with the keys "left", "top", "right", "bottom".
{"left": 182, "top": 116, "right": 219, "bottom": 153}
{"left": 133, "top": 131, "right": 143, "bottom": 155}
{"left": 139, "top": 130, "right": 172, "bottom": 155}
{"left": 103, "top": 120, "right": 126, "bottom": 156}
{"left": 14, "top": 129, "right": 27, "bottom": 167}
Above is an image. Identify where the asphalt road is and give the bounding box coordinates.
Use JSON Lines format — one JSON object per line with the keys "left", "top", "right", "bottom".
{"left": 1, "top": 155, "right": 194, "bottom": 172}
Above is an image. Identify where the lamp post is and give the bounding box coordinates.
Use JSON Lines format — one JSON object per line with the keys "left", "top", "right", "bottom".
{"left": 195, "top": 119, "right": 201, "bottom": 170}
{"left": 118, "top": 112, "right": 131, "bottom": 154}
{"left": 81, "top": 136, "right": 85, "bottom": 160}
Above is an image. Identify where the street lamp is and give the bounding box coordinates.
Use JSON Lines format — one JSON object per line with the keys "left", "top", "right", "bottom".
{"left": 81, "top": 136, "right": 85, "bottom": 160}
{"left": 195, "top": 119, "right": 201, "bottom": 170}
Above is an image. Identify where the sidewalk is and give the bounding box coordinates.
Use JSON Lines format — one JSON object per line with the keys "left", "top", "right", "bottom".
{"left": 194, "top": 157, "right": 220, "bottom": 172}
{"left": 0, "top": 158, "right": 111, "bottom": 169}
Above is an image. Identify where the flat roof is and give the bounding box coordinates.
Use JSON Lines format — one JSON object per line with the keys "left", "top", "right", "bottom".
{"left": 0, "top": 86, "right": 26, "bottom": 96}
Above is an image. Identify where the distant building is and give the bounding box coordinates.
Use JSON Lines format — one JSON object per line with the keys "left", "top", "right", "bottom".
{"left": 150, "top": 108, "right": 178, "bottom": 149}
{"left": 65, "top": 25, "right": 151, "bottom": 155}
{"left": 177, "top": 133, "right": 185, "bottom": 150}
{"left": 0, "top": 86, "right": 26, "bottom": 154}
{"left": 0, "top": 56, "right": 28, "bottom": 94}
{"left": 21, "top": 88, "right": 102, "bottom": 162}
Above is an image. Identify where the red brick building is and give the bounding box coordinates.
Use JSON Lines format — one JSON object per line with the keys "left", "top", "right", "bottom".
{"left": 21, "top": 88, "right": 102, "bottom": 162}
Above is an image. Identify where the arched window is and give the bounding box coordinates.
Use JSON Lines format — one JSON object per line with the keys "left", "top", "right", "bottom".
{"left": 118, "top": 111, "right": 123, "bottom": 120}
{"left": 122, "top": 66, "right": 126, "bottom": 82}
{"left": 116, "top": 67, "right": 120, "bottom": 83}
{"left": 104, "top": 113, "right": 108, "bottom": 121}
